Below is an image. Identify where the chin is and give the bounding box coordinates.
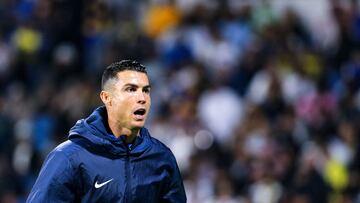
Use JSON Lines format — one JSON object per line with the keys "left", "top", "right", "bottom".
{"left": 131, "top": 122, "right": 145, "bottom": 129}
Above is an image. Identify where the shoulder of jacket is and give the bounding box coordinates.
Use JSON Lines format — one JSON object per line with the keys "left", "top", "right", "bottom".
{"left": 148, "top": 136, "right": 176, "bottom": 157}
{"left": 51, "top": 140, "right": 85, "bottom": 161}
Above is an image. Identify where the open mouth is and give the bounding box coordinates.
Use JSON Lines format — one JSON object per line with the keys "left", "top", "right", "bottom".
{"left": 134, "top": 108, "right": 146, "bottom": 116}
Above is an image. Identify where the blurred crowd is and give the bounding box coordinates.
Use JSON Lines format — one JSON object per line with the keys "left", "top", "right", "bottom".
{"left": 0, "top": 0, "right": 360, "bottom": 202}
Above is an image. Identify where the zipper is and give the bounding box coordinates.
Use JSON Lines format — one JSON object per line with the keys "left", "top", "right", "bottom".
{"left": 124, "top": 145, "right": 132, "bottom": 203}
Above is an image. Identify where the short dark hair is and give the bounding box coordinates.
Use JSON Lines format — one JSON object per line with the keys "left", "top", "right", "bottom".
{"left": 101, "top": 60, "right": 147, "bottom": 90}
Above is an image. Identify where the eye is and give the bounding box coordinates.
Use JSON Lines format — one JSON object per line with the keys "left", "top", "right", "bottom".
{"left": 143, "top": 88, "right": 150, "bottom": 94}
{"left": 126, "top": 87, "right": 137, "bottom": 92}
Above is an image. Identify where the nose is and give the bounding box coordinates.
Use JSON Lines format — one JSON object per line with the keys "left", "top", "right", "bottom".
{"left": 137, "top": 92, "right": 146, "bottom": 104}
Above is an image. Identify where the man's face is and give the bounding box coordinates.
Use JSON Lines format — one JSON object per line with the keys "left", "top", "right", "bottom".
{"left": 107, "top": 70, "right": 151, "bottom": 130}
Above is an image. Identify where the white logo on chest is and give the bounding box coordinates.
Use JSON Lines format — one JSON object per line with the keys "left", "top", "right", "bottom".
{"left": 94, "top": 179, "right": 113, "bottom": 188}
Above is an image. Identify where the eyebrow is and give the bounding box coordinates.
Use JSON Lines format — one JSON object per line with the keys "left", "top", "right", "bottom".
{"left": 124, "top": 83, "right": 151, "bottom": 89}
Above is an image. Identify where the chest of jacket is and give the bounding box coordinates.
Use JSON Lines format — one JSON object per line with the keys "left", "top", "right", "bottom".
{"left": 73, "top": 150, "right": 171, "bottom": 203}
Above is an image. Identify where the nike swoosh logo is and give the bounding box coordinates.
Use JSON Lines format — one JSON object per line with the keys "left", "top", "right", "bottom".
{"left": 94, "top": 179, "right": 113, "bottom": 189}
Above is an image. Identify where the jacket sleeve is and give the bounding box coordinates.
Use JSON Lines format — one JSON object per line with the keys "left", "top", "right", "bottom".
{"left": 161, "top": 153, "right": 187, "bottom": 203}
{"left": 27, "top": 150, "right": 77, "bottom": 203}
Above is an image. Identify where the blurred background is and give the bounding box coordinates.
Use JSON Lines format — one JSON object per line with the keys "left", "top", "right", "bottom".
{"left": 0, "top": 0, "right": 360, "bottom": 202}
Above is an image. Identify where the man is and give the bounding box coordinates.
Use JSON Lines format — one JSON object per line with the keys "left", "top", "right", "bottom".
{"left": 27, "top": 60, "right": 187, "bottom": 202}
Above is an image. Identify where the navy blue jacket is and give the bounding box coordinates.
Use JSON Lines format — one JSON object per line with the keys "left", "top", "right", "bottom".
{"left": 27, "top": 106, "right": 186, "bottom": 203}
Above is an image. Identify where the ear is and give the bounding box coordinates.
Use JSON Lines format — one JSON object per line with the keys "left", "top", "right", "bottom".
{"left": 100, "top": 90, "right": 112, "bottom": 106}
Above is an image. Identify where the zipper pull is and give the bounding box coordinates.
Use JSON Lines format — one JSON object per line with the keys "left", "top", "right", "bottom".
{"left": 127, "top": 143, "right": 132, "bottom": 151}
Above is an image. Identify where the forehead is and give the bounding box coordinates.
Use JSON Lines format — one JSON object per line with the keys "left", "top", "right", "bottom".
{"left": 115, "top": 70, "right": 149, "bottom": 86}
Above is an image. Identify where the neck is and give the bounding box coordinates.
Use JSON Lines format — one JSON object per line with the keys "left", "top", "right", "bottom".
{"left": 108, "top": 118, "right": 139, "bottom": 144}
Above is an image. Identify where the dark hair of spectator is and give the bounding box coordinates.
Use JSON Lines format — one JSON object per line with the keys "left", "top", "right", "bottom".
{"left": 101, "top": 60, "right": 147, "bottom": 90}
